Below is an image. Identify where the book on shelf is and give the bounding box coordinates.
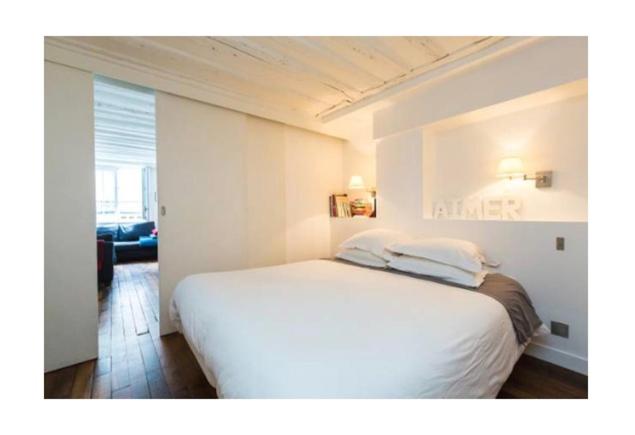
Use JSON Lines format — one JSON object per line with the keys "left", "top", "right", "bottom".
{"left": 329, "top": 194, "right": 352, "bottom": 217}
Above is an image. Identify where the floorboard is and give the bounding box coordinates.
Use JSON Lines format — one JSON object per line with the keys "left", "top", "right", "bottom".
{"left": 44, "top": 261, "right": 586, "bottom": 399}
{"left": 70, "top": 359, "right": 95, "bottom": 398}
{"left": 44, "top": 261, "right": 217, "bottom": 399}
{"left": 498, "top": 354, "right": 588, "bottom": 399}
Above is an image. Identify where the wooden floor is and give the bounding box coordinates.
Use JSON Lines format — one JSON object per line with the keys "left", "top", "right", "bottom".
{"left": 498, "top": 353, "right": 588, "bottom": 399}
{"left": 44, "top": 261, "right": 217, "bottom": 399}
{"left": 44, "top": 261, "right": 587, "bottom": 399}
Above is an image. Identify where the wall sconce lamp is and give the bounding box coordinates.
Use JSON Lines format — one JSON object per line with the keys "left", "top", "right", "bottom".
{"left": 497, "top": 157, "right": 553, "bottom": 188}
{"left": 348, "top": 175, "right": 366, "bottom": 190}
{"left": 348, "top": 175, "right": 377, "bottom": 196}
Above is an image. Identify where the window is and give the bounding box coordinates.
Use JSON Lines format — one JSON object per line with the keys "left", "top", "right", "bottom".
{"left": 95, "top": 168, "right": 116, "bottom": 221}
{"left": 96, "top": 166, "right": 145, "bottom": 224}
{"left": 94, "top": 76, "right": 156, "bottom": 225}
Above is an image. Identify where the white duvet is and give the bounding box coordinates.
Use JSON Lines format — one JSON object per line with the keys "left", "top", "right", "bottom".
{"left": 170, "top": 260, "right": 523, "bottom": 398}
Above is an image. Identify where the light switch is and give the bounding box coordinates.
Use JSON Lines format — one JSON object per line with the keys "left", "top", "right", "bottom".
{"left": 556, "top": 237, "right": 565, "bottom": 251}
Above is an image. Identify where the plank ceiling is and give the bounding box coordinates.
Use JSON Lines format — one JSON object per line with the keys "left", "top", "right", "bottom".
{"left": 94, "top": 75, "right": 156, "bottom": 167}
{"left": 51, "top": 36, "right": 505, "bottom": 121}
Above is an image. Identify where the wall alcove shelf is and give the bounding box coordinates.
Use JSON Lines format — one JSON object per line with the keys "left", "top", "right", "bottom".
{"left": 329, "top": 193, "right": 376, "bottom": 218}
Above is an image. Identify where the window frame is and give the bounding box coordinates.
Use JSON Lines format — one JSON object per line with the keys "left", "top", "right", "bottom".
{"left": 95, "top": 165, "right": 147, "bottom": 224}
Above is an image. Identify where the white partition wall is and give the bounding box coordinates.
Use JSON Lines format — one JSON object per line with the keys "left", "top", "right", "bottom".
{"left": 284, "top": 127, "right": 343, "bottom": 262}
{"left": 44, "top": 61, "right": 98, "bottom": 372}
{"left": 330, "top": 217, "right": 588, "bottom": 374}
{"left": 332, "top": 37, "right": 588, "bottom": 373}
{"left": 156, "top": 92, "right": 250, "bottom": 335}
{"left": 245, "top": 116, "right": 286, "bottom": 268}
{"left": 156, "top": 92, "right": 345, "bottom": 335}
{"left": 43, "top": 42, "right": 346, "bottom": 341}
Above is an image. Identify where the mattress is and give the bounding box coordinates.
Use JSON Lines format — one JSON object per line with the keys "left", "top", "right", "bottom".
{"left": 170, "top": 259, "right": 524, "bottom": 398}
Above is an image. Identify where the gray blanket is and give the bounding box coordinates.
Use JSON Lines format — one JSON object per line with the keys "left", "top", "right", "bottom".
{"left": 331, "top": 258, "right": 542, "bottom": 344}
{"left": 472, "top": 273, "right": 543, "bottom": 344}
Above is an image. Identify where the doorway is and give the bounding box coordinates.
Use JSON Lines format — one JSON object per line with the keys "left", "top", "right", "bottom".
{"left": 93, "top": 76, "right": 162, "bottom": 393}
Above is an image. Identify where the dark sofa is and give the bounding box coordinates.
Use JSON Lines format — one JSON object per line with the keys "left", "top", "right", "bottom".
{"left": 97, "top": 221, "right": 158, "bottom": 263}
{"left": 97, "top": 238, "right": 114, "bottom": 285}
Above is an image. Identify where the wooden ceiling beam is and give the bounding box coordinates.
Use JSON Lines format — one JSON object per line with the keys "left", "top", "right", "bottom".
{"left": 359, "top": 37, "right": 437, "bottom": 71}
{"left": 320, "top": 36, "right": 530, "bottom": 122}
{"left": 218, "top": 37, "right": 366, "bottom": 100}
{"left": 140, "top": 36, "right": 343, "bottom": 109}
{"left": 287, "top": 37, "right": 388, "bottom": 87}
{"left": 47, "top": 36, "right": 528, "bottom": 130}
{"left": 61, "top": 36, "right": 326, "bottom": 113}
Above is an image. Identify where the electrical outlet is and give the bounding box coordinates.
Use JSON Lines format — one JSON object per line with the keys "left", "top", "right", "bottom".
{"left": 551, "top": 321, "right": 569, "bottom": 338}
{"left": 556, "top": 237, "right": 565, "bottom": 251}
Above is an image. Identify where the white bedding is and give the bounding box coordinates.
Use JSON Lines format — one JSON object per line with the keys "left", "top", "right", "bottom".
{"left": 170, "top": 260, "right": 523, "bottom": 398}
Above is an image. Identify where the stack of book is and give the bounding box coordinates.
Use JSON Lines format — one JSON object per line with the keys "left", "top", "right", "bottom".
{"left": 329, "top": 194, "right": 352, "bottom": 217}
{"left": 350, "top": 198, "right": 369, "bottom": 216}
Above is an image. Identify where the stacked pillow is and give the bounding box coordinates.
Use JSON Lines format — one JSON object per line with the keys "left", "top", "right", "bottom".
{"left": 335, "top": 229, "right": 411, "bottom": 268}
{"left": 335, "top": 248, "right": 388, "bottom": 268}
{"left": 387, "top": 238, "right": 488, "bottom": 287}
{"left": 335, "top": 230, "right": 489, "bottom": 288}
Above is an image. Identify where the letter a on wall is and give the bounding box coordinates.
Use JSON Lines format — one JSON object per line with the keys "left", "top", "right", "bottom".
{"left": 433, "top": 201, "right": 449, "bottom": 219}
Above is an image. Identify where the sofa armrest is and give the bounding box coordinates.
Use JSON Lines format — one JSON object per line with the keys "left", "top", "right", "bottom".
{"left": 97, "top": 234, "right": 114, "bottom": 242}
{"left": 98, "top": 241, "right": 115, "bottom": 285}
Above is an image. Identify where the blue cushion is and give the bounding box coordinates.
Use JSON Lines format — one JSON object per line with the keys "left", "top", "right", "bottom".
{"left": 97, "top": 224, "right": 119, "bottom": 241}
{"left": 139, "top": 236, "right": 158, "bottom": 248}
{"left": 118, "top": 221, "right": 155, "bottom": 241}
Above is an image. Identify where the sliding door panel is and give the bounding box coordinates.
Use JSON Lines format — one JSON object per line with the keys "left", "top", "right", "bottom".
{"left": 156, "top": 92, "right": 248, "bottom": 335}
{"left": 44, "top": 62, "right": 98, "bottom": 371}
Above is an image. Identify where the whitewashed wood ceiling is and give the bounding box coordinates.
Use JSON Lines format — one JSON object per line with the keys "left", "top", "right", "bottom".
{"left": 50, "top": 36, "right": 505, "bottom": 121}
{"left": 94, "top": 75, "right": 156, "bottom": 167}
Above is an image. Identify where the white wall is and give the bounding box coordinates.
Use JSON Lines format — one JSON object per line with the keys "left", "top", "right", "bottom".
{"left": 44, "top": 61, "right": 98, "bottom": 372}
{"left": 157, "top": 92, "right": 344, "bottom": 334}
{"left": 375, "top": 129, "right": 425, "bottom": 225}
{"left": 334, "top": 126, "right": 589, "bottom": 372}
{"left": 423, "top": 94, "right": 588, "bottom": 221}
{"left": 285, "top": 127, "right": 343, "bottom": 262}
{"left": 330, "top": 217, "right": 588, "bottom": 374}
{"left": 333, "top": 37, "right": 588, "bottom": 373}
{"left": 246, "top": 116, "right": 287, "bottom": 267}
{"left": 340, "top": 117, "right": 376, "bottom": 199}
{"left": 342, "top": 130, "right": 588, "bottom": 373}
{"left": 374, "top": 37, "right": 587, "bottom": 139}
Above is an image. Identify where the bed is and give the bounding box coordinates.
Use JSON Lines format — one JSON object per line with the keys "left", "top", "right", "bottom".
{"left": 170, "top": 259, "right": 533, "bottom": 398}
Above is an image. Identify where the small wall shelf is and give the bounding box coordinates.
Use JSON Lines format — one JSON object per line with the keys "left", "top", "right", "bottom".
{"left": 329, "top": 193, "right": 376, "bottom": 218}
{"left": 330, "top": 215, "right": 376, "bottom": 219}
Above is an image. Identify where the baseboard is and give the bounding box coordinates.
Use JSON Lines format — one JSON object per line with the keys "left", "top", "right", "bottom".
{"left": 525, "top": 342, "right": 588, "bottom": 375}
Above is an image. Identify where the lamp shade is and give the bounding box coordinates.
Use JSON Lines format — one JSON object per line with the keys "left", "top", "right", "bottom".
{"left": 497, "top": 157, "right": 525, "bottom": 178}
{"left": 348, "top": 175, "right": 366, "bottom": 190}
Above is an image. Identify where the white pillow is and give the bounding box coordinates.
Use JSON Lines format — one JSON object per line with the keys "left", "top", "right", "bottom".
{"left": 336, "top": 248, "right": 387, "bottom": 268}
{"left": 388, "top": 255, "right": 487, "bottom": 288}
{"left": 388, "top": 237, "right": 485, "bottom": 273}
{"left": 340, "top": 229, "right": 411, "bottom": 261}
